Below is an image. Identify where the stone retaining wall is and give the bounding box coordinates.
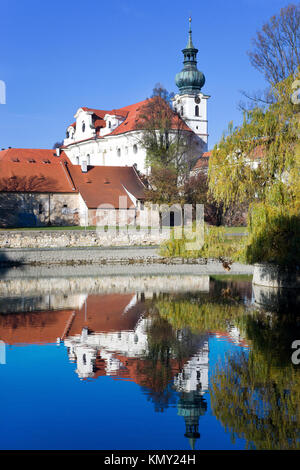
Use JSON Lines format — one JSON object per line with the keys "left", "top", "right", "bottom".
{"left": 0, "top": 229, "right": 169, "bottom": 249}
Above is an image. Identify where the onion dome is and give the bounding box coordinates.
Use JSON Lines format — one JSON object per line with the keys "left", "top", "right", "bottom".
{"left": 175, "top": 17, "right": 205, "bottom": 95}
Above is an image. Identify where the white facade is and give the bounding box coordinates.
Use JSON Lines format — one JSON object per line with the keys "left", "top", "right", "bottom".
{"left": 172, "top": 92, "right": 209, "bottom": 150}
{"left": 63, "top": 108, "right": 148, "bottom": 174}
{"left": 62, "top": 100, "right": 209, "bottom": 175}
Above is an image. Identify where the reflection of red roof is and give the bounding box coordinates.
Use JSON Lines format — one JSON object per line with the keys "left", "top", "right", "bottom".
{"left": 0, "top": 294, "right": 145, "bottom": 345}
{"left": 68, "top": 165, "right": 145, "bottom": 208}
{"left": 212, "top": 330, "right": 249, "bottom": 348}
{"left": 0, "top": 310, "right": 74, "bottom": 345}
{"left": 91, "top": 352, "right": 183, "bottom": 391}
{"left": 68, "top": 294, "right": 144, "bottom": 336}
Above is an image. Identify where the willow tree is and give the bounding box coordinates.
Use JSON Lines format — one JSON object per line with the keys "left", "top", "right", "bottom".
{"left": 208, "top": 73, "right": 300, "bottom": 265}
{"left": 138, "top": 87, "right": 195, "bottom": 177}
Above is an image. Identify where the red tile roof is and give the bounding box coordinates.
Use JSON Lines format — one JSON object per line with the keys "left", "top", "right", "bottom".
{"left": 68, "top": 165, "right": 145, "bottom": 208}
{"left": 0, "top": 148, "right": 70, "bottom": 164}
{"left": 66, "top": 98, "right": 193, "bottom": 140}
{"left": 0, "top": 149, "right": 145, "bottom": 204}
{"left": 0, "top": 149, "right": 77, "bottom": 193}
{"left": 192, "top": 152, "right": 211, "bottom": 171}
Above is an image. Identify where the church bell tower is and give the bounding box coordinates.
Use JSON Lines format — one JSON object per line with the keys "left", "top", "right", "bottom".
{"left": 172, "top": 18, "right": 209, "bottom": 150}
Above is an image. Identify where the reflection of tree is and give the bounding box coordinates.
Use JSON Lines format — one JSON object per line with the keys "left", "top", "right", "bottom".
{"left": 139, "top": 312, "right": 206, "bottom": 412}
{"left": 156, "top": 297, "right": 247, "bottom": 335}
{"left": 210, "top": 306, "right": 300, "bottom": 449}
{"left": 210, "top": 350, "right": 300, "bottom": 450}
{"left": 243, "top": 309, "right": 300, "bottom": 367}
{"left": 152, "top": 279, "right": 254, "bottom": 336}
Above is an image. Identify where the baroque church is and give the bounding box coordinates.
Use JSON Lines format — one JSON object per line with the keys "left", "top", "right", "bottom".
{"left": 62, "top": 18, "right": 209, "bottom": 175}
{"left": 0, "top": 19, "right": 209, "bottom": 227}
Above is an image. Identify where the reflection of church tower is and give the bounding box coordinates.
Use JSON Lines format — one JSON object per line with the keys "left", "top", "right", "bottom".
{"left": 177, "top": 390, "right": 207, "bottom": 450}
{"left": 174, "top": 336, "right": 209, "bottom": 449}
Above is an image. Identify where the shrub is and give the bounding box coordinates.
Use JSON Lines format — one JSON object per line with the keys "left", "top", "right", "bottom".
{"left": 160, "top": 224, "right": 244, "bottom": 260}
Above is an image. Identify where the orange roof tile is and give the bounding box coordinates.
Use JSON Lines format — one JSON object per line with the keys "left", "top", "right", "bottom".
{"left": 68, "top": 165, "right": 145, "bottom": 208}
{"left": 66, "top": 98, "right": 193, "bottom": 140}
{"left": 0, "top": 149, "right": 77, "bottom": 193}
{"left": 0, "top": 310, "right": 75, "bottom": 345}
{"left": 0, "top": 148, "right": 70, "bottom": 164}
{"left": 0, "top": 149, "right": 144, "bottom": 203}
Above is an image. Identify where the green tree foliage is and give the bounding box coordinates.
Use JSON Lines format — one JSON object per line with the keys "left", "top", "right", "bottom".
{"left": 156, "top": 299, "right": 247, "bottom": 335}
{"left": 138, "top": 92, "right": 194, "bottom": 180}
{"left": 160, "top": 223, "right": 244, "bottom": 260}
{"left": 208, "top": 73, "right": 300, "bottom": 266}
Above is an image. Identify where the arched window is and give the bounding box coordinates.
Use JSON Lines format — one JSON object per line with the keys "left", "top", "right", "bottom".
{"left": 76, "top": 156, "right": 80, "bottom": 165}
{"left": 180, "top": 106, "right": 184, "bottom": 116}
{"left": 82, "top": 354, "right": 86, "bottom": 365}
{"left": 195, "top": 105, "right": 199, "bottom": 116}
{"left": 87, "top": 154, "right": 90, "bottom": 165}
{"left": 117, "top": 148, "right": 121, "bottom": 157}
{"left": 133, "top": 144, "right": 138, "bottom": 154}
{"left": 82, "top": 122, "right": 85, "bottom": 132}
{"left": 108, "top": 121, "right": 111, "bottom": 129}
{"left": 66, "top": 131, "right": 69, "bottom": 139}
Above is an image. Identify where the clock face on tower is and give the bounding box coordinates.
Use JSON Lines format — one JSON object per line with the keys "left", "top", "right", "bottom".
{"left": 194, "top": 96, "right": 200, "bottom": 104}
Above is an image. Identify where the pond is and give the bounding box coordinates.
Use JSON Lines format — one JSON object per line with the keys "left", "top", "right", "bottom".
{"left": 0, "top": 272, "right": 299, "bottom": 450}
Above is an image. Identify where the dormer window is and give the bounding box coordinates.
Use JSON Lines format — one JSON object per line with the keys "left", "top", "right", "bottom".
{"left": 82, "top": 122, "right": 85, "bottom": 132}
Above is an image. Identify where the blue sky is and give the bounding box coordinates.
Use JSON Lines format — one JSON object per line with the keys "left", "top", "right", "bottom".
{"left": 0, "top": 0, "right": 293, "bottom": 150}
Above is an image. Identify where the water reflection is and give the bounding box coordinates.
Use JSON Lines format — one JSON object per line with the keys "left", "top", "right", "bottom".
{"left": 0, "top": 274, "right": 299, "bottom": 450}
